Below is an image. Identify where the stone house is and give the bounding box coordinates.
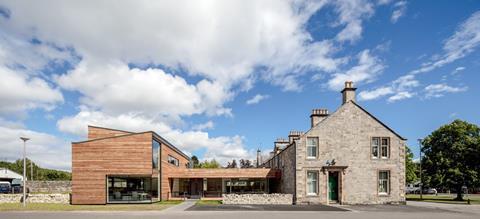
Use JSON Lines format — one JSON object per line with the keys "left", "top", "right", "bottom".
{"left": 262, "top": 81, "right": 406, "bottom": 205}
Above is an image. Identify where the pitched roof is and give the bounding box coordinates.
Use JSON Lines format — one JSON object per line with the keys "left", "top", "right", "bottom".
{"left": 350, "top": 101, "right": 407, "bottom": 140}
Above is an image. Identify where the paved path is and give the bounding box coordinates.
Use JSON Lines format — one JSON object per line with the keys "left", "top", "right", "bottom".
{"left": 1, "top": 201, "right": 479, "bottom": 219}
{"left": 163, "top": 199, "right": 196, "bottom": 212}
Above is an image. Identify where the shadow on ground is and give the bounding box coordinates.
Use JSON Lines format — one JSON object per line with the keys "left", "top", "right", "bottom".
{"left": 186, "top": 204, "right": 349, "bottom": 211}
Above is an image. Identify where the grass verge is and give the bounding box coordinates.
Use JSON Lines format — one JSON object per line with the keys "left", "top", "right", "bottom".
{"left": 406, "top": 194, "right": 480, "bottom": 205}
{"left": 196, "top": 200, "right": 222, "bottom": 205}
{"left": 0, "top": 201, "right": 182, "bottom": 211}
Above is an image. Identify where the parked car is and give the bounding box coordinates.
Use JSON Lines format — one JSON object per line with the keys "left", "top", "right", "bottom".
{"left": 423, "top": 188, "right": 437, "bottom": 195}
{"left": 0, "top": 181, "right": 11, "bottom": 193}
{"left": 406, "top": 186, "right": 420, "bottom": 194}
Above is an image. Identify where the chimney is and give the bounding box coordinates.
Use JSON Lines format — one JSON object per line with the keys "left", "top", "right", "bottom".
{"left": 310, "top": 109, "right": 329, "bottom": 128}
{"left": 288, "top": 131, "right": 304, "bottom": 144}
{"left": 341, "top": 81, "right": 357, "bottom": 104}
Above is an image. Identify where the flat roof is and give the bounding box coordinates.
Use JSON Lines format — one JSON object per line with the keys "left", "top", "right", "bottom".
{"left": 166, "top": 168, "right": 280, "bottom": 179}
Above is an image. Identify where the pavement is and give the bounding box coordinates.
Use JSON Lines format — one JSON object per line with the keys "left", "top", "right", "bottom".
{"left": 0, "top": 201, "right": 479, "bottom": 219}
{"left": 187, "top": 203, "right": 349, "bottom": 211}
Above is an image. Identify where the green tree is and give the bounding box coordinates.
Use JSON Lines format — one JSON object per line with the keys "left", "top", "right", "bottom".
{"left": 0, "top": 159, "right": 71, "bottom": 181}
{"left": 405, "top": 146, "right": 418, "bottom": 184}
{"left": 199, "top": 159, "right": 221, "bottom": 168}
{"left": 191, "top": 156, "right": 200, "bottom": 168}
{"left": 239, "top": 159, "right": 254, "bottom": 168}
{"left": 422, "top": 120, "right": 480, "bottom": 200}
{"left": 226, "top": 159, "right": 237, "bottom": 168}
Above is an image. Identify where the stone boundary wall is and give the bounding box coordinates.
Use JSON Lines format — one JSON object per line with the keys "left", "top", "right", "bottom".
{"left": 0, "top": 194, "right": 70, "bottom": 204}
{"left": 27, "top": 181, "right": 71, "bottom": 193}
{"left": 222, "top": 193, "right": 293, "bottom": 205}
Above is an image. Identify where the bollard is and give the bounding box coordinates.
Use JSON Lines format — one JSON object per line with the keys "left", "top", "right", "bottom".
{"left": 467, "top": 199, "right": 470, "bottom": 205}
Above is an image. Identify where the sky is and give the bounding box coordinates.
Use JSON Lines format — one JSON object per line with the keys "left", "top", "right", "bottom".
{"left": 0, "top": 0, "right": 479, "bottom": 171}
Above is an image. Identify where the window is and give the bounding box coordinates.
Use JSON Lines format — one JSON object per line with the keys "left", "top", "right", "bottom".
{"left": 168, "top": 155, "right": 179, "bottom": 166}
{"left": 372, "top": 137, "right": 390, "bottom": 159}
{"left": 378, "top": 171, "right": 390, "bottom": 195}
{"left": 152, "top": 140, "right": 160, "bottom": 169}
{"left": 381, "top": 138, "right": 389, "bottom": 158}
{"left": 306, "top": 137, "right": 318, "bottom": 159}
{"left": 306, "top": 171, "right": 318, "bottom": 195}
{"left": 371, "top": 137, "right": 379, "bottom": 158}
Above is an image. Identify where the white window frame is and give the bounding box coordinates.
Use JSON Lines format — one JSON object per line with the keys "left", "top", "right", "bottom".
{"left": 306, "top": 171, "right": 318, "bottom": 196}
{"left": 380, "top": 138, "right": 390, "bottom": 159}
{"left": 371, "top": 137, "right": 379, "bottom": 159}
{"left": 378, "top": 170, "right": 390, "bottom": 195}
{"left": 306, "top": 137, "right": 318, "bottom": 159}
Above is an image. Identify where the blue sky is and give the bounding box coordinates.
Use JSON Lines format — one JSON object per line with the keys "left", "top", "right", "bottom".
{"left": 0, "top": 0, "right": 479, "bottom": 170}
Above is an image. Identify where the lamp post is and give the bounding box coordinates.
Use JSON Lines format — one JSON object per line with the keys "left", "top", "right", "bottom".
{"left": 418, "top": 138, "right": 423, "bottom": 201}
{"left": 20, "top": 137, "right": 30, "bottom": 207}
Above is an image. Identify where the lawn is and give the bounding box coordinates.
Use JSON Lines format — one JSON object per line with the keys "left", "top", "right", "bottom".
{"left": 0, "top": 200, "right": 183, "bottom": 211}
{"left": 406, "top": 194, "right": 480, "bottom": 205}
{"left": 196, "top": 200, "right": 222, "bottom": 205}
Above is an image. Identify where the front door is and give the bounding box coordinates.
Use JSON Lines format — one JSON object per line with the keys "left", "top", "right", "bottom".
{"left": 328, "top": 172, "right": 338, "bottom": 201}
{"left": 190, "top": 178, "right": 202, "bottom": 198}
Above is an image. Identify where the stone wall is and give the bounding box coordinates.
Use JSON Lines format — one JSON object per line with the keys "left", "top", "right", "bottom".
{"left": 222, "top": 194, "right": 292, "bottom": 205}
{"left": 295, "top": 101, "right": 406, "bottom": 205}
{"left": 27, "top": 181, "right": 71, "bottom": 193}
{"left": 0, "top": 194, "right": 70, "bottom": 204}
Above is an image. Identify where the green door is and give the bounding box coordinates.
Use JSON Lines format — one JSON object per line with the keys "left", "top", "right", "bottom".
{"left": 328, "top": 172, "right": 338, "bottom": 201}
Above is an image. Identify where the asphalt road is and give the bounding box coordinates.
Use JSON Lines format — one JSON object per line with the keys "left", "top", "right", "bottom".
{"left": 0, "top": 202, "right": 478, "bottom": 219}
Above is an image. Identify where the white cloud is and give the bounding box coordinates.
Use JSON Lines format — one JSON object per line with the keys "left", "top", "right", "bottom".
{"left": 0, "top": 65, "right": 63, "bottom": 116}
{"left": 390, "top": 1, "right": 407, "bottom": 23}
{"left": 0, "top": 31, "right": 76, "bottom": 75}
{"left": 1, "top": 0, "right": 342, "bottom": 92}
{"left": 328, "top": 49, "right": 385, "bottom": 90}
{"left": 56, "top": 108, "right": 251, "bottom": 165}
{"left": 246, "top": 94, "right": 270, "bottom": 105}
{"left": 333, "top": 0, "right": 375, "bottom": 43}
{"left": 387, "top": 91, "right": 414, "bottom": 102}
{"left": 358, "top": 87, "right": 394, "bottom": 101}
{"left": 358, "top": 74, "right": 418, "bottom": 101}
{"left": 410, "top": 11, "right": 480, "bottom": 75}
{"left": 0, "top": 125, "right": 70, "bottom": 171}
{"left": 451, "top": 66, "right": 466, "bottom": 75}
{"left": 424, "top": 83, "right": 468, "bottom": 98}
{"left": 56, "top": 60, "right": 232, "bottom": 120}
{"left": 360, "top": 11, "right": 480, "bottom": 102}
{"left": 192, "top": 121, "right": 214, "bottom": 131}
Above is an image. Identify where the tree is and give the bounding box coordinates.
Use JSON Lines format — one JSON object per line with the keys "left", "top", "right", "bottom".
{"left": 239, "top": 159, "right": 254, "bottom": 168}
{"left": 405, "top": 146, "right": 418, "bottom": 184}
{"left": 198, "top": 159, "right": 221, "bottom": 169}
{"left": 226, "top": 159, "right": 237, "bottom": 168}
{"left": 191, "top": 156, "right": 200, "bottom": 168}
{"left": 422, "top": 120, "right": 480, "bottom": 200}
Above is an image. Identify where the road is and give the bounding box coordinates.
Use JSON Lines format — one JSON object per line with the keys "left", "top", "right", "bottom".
{"left": 0, "top": 201, "right": 478, "bottom": 219}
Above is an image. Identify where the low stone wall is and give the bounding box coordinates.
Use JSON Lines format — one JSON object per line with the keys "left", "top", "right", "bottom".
{"left": 222, "top": 193, "right": 293, "bottom": 205}
{"left": 0, "top": 194, "right": 70, "bottom": 204}
{"left": 27, "top": 181, "right": 71, "bottom": 193}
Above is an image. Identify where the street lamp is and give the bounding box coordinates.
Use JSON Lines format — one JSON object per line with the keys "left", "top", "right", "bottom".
{"left": 418, "top": 138, "right": 423, "bottom": 201}
{"left": 20, "top": 137, "right": 30, "bottom": 207}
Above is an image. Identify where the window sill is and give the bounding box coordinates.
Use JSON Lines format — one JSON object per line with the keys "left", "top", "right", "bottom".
{"left": 378, "top": 193, "right": 390, "bottom": 197}
{"left": 306, "top": 193, "right": 319, "bottom": 197}
{"left": 306, "top": 157, "right": 317, "bottom": 160}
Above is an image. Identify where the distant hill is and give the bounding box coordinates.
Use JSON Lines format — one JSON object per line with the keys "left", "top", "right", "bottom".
{"left": 0, "top": 159, "right": 71, "bottom": 181}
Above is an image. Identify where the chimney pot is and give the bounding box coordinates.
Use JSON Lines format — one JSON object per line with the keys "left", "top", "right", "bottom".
{"left": 341, "top": 81, "right": 357, "bottom": 104}
{"left": 310, "top": 108, "right": 329, "bottom": 128}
